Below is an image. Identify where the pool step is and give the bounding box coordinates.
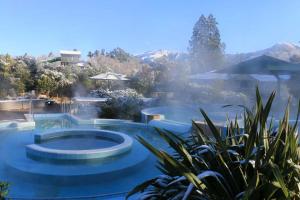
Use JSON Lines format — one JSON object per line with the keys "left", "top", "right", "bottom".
{"left": 148, "top": 119, "right": 191, "bottom": 134}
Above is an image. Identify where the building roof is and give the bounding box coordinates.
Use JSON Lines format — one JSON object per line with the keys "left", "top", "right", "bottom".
{"left": 76, "top": 63, "right": 85, "bottom": 67}
{"left": 217, "top": 55, "right": 300, "bottom": 75}
{"left": 189, "top": 71, "right": 229, "bottom": 80}
{"left": 60, "top": 50, "right": 81, "bottom": 55}
{"left": 190, "top": 55, "right": 300, "bottom": 82}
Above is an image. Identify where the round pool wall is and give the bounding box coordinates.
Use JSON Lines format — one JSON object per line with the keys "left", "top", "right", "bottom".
{"left": 26, "top": 129, "right": 133, "bottom": 162}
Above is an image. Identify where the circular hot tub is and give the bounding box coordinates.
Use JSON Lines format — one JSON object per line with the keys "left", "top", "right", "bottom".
{"left": 26, "top": 129, "right": 133, "bottom": 162}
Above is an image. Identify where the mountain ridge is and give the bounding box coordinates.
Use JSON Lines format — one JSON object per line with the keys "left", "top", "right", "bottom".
{"left": 137, "top": 42, "right": 300, "bottom": 64}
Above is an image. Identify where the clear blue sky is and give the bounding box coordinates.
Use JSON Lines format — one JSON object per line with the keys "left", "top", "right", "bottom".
{"left": 0, "top": 0, "right": 300, "bottom": 57}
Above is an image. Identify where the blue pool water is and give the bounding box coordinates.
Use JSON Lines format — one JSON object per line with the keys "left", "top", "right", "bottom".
{"left": 0, "top": 116, "right": 179, "bottom": 199}
{"left": 40, "top": 136, "right": 118, "bottom": 150}
{"left": 142, "top": 105, "right": 244, "bottom": 124}
{"left": 35, "top": 118, "right": 74, "bottom": 129}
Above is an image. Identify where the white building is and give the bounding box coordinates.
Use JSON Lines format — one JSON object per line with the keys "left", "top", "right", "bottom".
{"left": 60, "top": 50, "right": 81, "bottom": 65}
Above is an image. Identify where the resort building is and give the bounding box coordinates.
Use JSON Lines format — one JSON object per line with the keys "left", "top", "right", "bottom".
{"left": 60, "top": 50, "right": 81, "bottom": 65}
{"left": 190, "top": 55, "right": 300, "bottom": 98}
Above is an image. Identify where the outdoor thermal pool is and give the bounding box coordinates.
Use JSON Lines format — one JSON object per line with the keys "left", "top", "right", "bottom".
{"left": 0, "top": 114, "right": 187, "bottom": 199}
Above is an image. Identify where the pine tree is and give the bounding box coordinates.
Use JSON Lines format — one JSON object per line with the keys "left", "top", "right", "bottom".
{"left": 188, "top": 14, "right": 225, "bottom": 72}
{"left": 87, "top": 51, "right": 93, "bottom": 58}
{"left": 101, "top": 49, "right": 106, "bottom": 55}
{"left": 94, "top": 50, "right": 100, "bottom": 57}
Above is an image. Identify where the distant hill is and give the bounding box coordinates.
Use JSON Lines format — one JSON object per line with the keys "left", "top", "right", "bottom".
{"left": 136, "top": 50, "right": 189, "bottom": 63}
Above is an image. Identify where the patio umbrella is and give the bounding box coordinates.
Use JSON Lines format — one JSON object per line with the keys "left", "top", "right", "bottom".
{"left": 90, "top": 72, "right": 129, "bottom": 89}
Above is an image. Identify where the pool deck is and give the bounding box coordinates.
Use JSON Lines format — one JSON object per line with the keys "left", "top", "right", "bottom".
{"left": 0, "top": 110, "right": 27, "bottom": 121}
{"left": 148, "top": 119, "right": 192, "bottom": 134}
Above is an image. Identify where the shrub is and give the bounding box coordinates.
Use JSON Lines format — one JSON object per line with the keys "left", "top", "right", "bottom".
{"left": 129, "top": 67, "right": 155, "bottom": 97}
{"left": 100, "top": 95, "right": 143, "bottom": 121}
{"left": 91, "top": 88, "right": 143, "bottom": 99}
{"left": 127, "top": 88, "right": 300, "bottom": 199}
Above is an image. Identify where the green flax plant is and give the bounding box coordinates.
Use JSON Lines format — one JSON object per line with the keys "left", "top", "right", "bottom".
{"left": 127, "top": 88, "right": 300, "bottom": 200}
{"left": 0, "top": 182, "right": 8, "bottom": 200}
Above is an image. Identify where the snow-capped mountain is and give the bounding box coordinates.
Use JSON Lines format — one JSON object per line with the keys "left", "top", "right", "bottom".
{"left": 258, "top": 42, "right": 300, "bottom": 62}
{"left": 136, "top": 50, "right": 188, "bottom": 62}
{"left": 226, "top": 42, "right": 300, "bottom": 64}
{"left": 137, "top": 50, "right": 171, "bottom": 61}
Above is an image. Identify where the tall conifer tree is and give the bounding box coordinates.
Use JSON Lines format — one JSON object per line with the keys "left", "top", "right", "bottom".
{"left": 189, "top": 14, "right": 225, "bottom": 72}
